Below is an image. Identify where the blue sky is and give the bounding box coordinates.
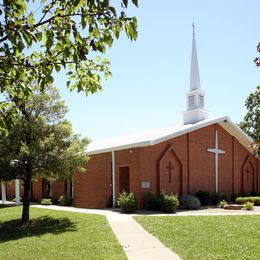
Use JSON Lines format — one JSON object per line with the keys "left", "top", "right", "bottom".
{"left": 55, "top": 0, "right": 259, "bottom": 143}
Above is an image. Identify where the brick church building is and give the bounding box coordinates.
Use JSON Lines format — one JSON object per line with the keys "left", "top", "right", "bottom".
{"left": 1, "top": 26, "right": 259, "bottom": 208}
{"left": 73, "top": 26, "right": 259, "bottom": 208}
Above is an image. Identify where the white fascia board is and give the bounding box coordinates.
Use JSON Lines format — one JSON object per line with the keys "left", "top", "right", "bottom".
{"left": 218, "top": 118, "right": 253, "bottom": 152}
{"left": 86, "top": 116, "right": 254, "bottom": 156}
{"left": 86, "top": 116, "right": 231, "bottom": 155}
{"left": 86, "top": 140, "right": 151, "bottom": 155}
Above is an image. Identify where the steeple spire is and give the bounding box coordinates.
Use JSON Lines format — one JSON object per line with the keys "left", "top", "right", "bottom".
{"left": 190, "top": 23, "right": 201, "bottom": 91}
{"left": 183, "top": 24, "right": 208, "bottom": 125}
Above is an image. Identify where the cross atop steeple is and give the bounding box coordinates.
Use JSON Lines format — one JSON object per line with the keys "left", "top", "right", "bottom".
{"left": 192, "top": 22, "right": 195, "bottom": 34}
{"left": 183, "top": 24, "right": 209, "bottom": 125}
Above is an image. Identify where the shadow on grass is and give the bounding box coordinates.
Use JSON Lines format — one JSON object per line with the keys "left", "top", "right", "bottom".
{"left": 0, "top": 216, "right": 77, "bottom": 242}
{"left": 0, "top": 204, "right": 16, "bottom": 208}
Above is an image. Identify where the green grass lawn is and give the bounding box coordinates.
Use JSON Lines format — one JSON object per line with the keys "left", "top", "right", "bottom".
{"left": 0, "top": 205, "right": 126, "bottom": 260}
{"left": 135, "top": 215, "right": 260, "bottom": 260}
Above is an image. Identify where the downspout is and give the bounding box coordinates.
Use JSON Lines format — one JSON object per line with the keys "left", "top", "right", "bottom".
{"left": 1, "top": 181, "right": 6, "bottom": 204}
{"left": 112, "top": 151, "right": 116, "bottom": 207}
{"left": 15, "top": 179, "right": 20, "bottom": 205}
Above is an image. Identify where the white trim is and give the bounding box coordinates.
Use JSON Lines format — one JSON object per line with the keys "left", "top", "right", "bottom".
{"left": 1, "top": 182, "right": 6, "bottom": 204}
{"left": 112, "top": 151, "right": 116, "bottom": 208}
{"left": 15, "top": 179, "right": 20, "bottom": 205}
{"left": 86, "top": 116, "right": 253, "bottom": 156}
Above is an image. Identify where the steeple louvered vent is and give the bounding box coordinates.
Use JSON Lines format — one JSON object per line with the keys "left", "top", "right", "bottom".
{"left": 183, "top": 24, "right": 209, "bottom": 125}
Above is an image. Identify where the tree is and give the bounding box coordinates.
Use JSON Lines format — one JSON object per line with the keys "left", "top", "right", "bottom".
{"left": 254, "top": 42, "right": 260, "bottom": 67}
{"left": 0, "top": 85, "right": 89, "bottom": 222}
{"left": 239, "top": 86, "right": 260, "bottom": 157}
{"left": 0, "top": 0, "right": 138, "bottom": 132}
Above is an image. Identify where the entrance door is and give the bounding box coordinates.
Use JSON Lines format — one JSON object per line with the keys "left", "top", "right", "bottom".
{"left": 119, "top": 167, "right": 130, "bottom": 193}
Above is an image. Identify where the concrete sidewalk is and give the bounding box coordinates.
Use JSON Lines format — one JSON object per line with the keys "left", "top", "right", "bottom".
{"left": 33, "top": 205, "right": 181, "bottom": 260}
{"left": 106, "top": 212, "right": 180, "bottom": 260}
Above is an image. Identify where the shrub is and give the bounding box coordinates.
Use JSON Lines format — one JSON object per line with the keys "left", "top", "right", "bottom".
{"left": 118, "top": 192, "right": 137, "bottom": 213}
{"left": 235, "top": 196, "right": 260, "bottom": 206}
{"left": 195, "top": 191, "right": 210, "bottom": 206}
{"left": 41, "top": 198, "right": 52, "bottom": 205}
{"left": 180, "top": 195, "right": 201, "bottom": 210}
{"left": 11, "top": 197, "right": 22, "bottom": 203}
{"left": 231, "top": 192, "right": 248, "bottom": 202}
{"left": 210, "top": 193, "right": 221, "bottom": 205}
{"left": 59, "top": 194, "right": 72, "bottom": 206}
{"left": 250, "top": 192, "right": 260, "bottom": 196}
{"left": 218, "top": 199, "right": 228, "bottom": 208}
{"left": 242, "top": 201, "right": 254, "bottom": 211}
{"left": 147, "top": 193, "right": 163, "bottom": 211}
{"left": 161, "top": 192, "right": 179, "bottom": 213}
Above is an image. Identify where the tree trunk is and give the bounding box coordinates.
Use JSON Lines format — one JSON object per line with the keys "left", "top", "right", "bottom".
{"left": 22, "top": 177, "right": 31, "bottom": 222}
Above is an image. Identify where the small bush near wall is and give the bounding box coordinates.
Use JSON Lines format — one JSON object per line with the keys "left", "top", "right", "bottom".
{"left": 195, "top": 191, "right": 210, "bottom": 206}
{"left": 231, "top": 192, "right": 248, "bottom": 202}
{"left": 236, "top": 197, "right": 260, "bottom": 206}
{"left": 242, "top": 201, "right": 254, "bottom": 210}
{"left": 11, "top": 197, "right": 22, "bottom": 203}
{"left": 210, "top": 193, "right": 221, "bottom": 205}
{"left": 250, "top": 192, "right": 260, "bottom": 196}
{"left": 180, "top": 195, "right": 201, "bottom": 210}
{"left": 59, "top": 195, "right": 72, "bottom": 206}
{"left": 217, "top": 200, "right": 228, "bottom": 208}
{"left": 41, "top": 198, "right": 52, "bottom": 205}
{"left": 146, "top": 192, "right": 164, "bottom": 211}
{"left": 161, "top": 192, "right": 179, "bottom": 213}
{"left": 118, "top": 192, "right": 137, "bottom": 213}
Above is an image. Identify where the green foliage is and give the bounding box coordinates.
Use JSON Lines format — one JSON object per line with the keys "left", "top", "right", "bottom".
{"left": 59, "top": 195, "right": 72, "bottom": 206}
{"left": 0, "top": 85, "right": 89, "bottom": 181}
{"left": 195, "top": 191, "right": 210, "bottom": 206}
{"left": 146, "top": 192, "right": 180, "bottom": 213}
{"left": 146, "top": 192, "right": 164, "bottom": 211}
{"left": 217, "top": 200, "right": 228, "bottom": 208}
{"left": 160, "top": 192, "right": 179, "bottom": 213}
{"left": 254, "top": 42, "right": 260, "bottom": 67}
{"left": 210, "top": 192, "right": 221, "bottom": 205}
{"left": 239, "top": 86, "right": 260, "bottom": 157}
{"left": 11, "top": 197, "right": 22, "bottom": 203}
{"left": 40, "top": 198, "right": 53, "bottom": 205}
{"left": 117, "top": 191, "right": 137, "bottom": 213}
{"left": 231, "top": 192, "right": 247, "bottom": 202}
{"left": 235, "top": 196, "right": 260, "bottom": 205}
{"left": 0, "top": 85, "right": 88, "bottom": 221}
{"left": 250, "top": 191, "right": 260, "bottom": 196}
{"left": 0, "top": 0, "right": 138, "bottom": 133}
{"left": 242, "top": 201, "right": 254, "bottom": 211}
{"left": 180, "top": 195, "right": 201, "bottom": 210}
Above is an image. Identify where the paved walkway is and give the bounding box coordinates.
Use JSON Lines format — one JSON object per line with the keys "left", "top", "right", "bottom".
{"left": 33, "top": 205, "right": 181, "bottom": 260}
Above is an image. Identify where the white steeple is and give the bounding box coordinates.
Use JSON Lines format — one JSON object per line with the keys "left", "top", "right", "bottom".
{"left": 183, "top": 23, "right": 208, "bottom": 125}
{"left": 190, "top": 23, "right": 201, "bottom": 91}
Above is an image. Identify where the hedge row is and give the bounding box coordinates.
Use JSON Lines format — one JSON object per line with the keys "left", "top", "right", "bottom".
{"left": 235, "top": 196, "right": 260, "bottom": 205}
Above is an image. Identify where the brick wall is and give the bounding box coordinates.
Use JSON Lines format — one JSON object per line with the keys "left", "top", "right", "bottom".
{"left": 73, "top": 153, "right": 112, "bottom": 208}
{"left": 71, "top": 123, "right": 259, "bottom": 209}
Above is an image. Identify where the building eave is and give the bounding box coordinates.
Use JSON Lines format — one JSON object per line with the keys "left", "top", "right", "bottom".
{"left": 86, "top": 116, "right": 254, "bottom": 156}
